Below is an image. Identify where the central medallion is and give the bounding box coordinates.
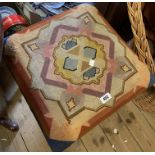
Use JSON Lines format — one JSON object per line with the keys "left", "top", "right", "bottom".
{"left": 53, "top": 35, "right": 107, "bottom": 85}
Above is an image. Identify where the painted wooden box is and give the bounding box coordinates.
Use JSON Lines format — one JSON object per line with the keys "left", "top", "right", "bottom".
{"left": 4, "top": 4, "right": 151, "bottom": 151}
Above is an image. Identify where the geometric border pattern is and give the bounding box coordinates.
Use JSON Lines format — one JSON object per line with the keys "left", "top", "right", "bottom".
{"left": 21, "top": 11, "right": 137, "bottom": 119}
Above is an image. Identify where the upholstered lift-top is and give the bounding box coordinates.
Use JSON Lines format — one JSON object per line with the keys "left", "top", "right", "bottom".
{"left": 4, "top": 4, "right": 153, "bottom": 151}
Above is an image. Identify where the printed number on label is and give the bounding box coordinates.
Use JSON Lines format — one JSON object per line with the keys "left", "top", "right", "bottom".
{"left": 100, "top": 93, "right": 112, "bottom": 104}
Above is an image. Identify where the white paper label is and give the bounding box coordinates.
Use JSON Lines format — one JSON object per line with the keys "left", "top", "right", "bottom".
{"left": 89, "top": 59, "right": 95, "bottom": 66}
{"left": 100, "top": 93, "right": 112, "bottom": 104}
